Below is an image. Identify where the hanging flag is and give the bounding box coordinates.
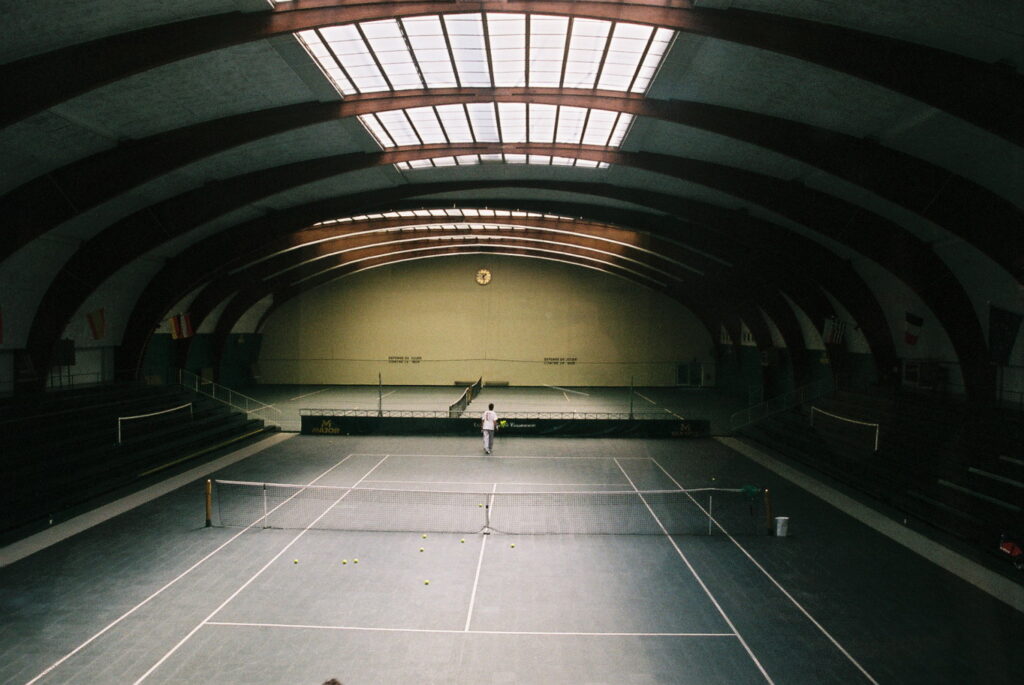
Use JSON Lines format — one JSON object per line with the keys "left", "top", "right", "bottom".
{"left": 86, "top": 308, "right": 106, "bottom": 340}
{"left": 180, "top": 312, "right": 195, "bottom": 338}
{"left": 823, "top": 317, "right": 847, "bottom": 345}
{"left": 989, "top": 304, "right": 1022, "bottom": 366}
{"left": 904, "top": 312, "right": 923, "bottom": 346}
{"left": 169, "top": 314, "right": 183, "bottom": 340}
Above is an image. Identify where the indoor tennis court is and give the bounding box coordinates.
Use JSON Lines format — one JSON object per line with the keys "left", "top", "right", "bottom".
{"left": 3, "top": 433, "right": 1020, "bottom": 684}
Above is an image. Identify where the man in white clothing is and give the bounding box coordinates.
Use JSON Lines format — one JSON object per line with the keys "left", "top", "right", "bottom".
{"left": 481, "top": 403, "right": 498, "bottom": 454}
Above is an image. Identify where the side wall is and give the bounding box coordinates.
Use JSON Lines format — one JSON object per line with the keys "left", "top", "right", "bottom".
{"left": 257, "top": 256, "right": 714, "bottom": 386}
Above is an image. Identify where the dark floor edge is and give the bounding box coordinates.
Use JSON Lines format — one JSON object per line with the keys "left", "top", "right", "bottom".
{"left": 717, "top": 436, "right": 1024, "bottom": 613}
{"left": 0, "top": 433, "right": 295, "bottom": 568}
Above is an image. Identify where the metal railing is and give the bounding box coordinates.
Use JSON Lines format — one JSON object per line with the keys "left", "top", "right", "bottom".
{"left": 178, "top": 369, "right": 282, "bottom": 429}
{"left": 729, "top": 377, "right": 835, "bottom": 432}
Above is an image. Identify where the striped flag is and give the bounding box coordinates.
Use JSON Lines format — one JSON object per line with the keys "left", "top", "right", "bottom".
{"left": 823, "top": 317, "right": 847, "bottom": 345}
{"left": 904, "top": 312, "right": 924, "bottom": 346}
{"left": 180, "top": 312, "right": 194, "bottom": 338}
{"left": 169, "top": 314, "right": 183, "bottom": 340}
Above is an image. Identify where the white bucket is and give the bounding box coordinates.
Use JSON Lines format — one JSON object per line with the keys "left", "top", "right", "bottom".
{"left": 774, "top": 516, "right": 790, "bottom": 537}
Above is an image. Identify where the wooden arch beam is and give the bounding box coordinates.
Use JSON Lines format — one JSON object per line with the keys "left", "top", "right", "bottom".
{"left": 3, "top": 90, "right": 1019, "bottom": 270}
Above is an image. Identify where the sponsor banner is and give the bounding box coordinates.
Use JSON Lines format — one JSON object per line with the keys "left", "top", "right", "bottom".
{"left": 301, "top": 415, "right": 708, "bottom": 438}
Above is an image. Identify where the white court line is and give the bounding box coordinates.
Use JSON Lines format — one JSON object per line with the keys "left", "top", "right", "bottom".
{"left": 545, "top": 385, "right": 590, "bottom": 396}
{"left": 133, "top": 455, "right": 391, "bottom": 684}
{"left": 634, "top": 391, "right": 685, "bottom": 420}
{"left": 25, "top": 449, "right": 356, "bottom": 685}
{"left": 206, "top": 621, "right": 734, "bottom": 638}
{"left": 648, "top": 457, "right": 879, "bottom": 685}
{"left": 613, "top": 458, "right": 773, "bottom": 684}
{"left": 349, "top": 452, "right": 652, "bottom": 461}
{"left": 288, "top": 387, "right": 330, "bottom": 401}
{"left": 464, "top": 483, "right": 496, "bottom": 631}
{"left": 364, "top": 480, "right": 631, "bottom": 487}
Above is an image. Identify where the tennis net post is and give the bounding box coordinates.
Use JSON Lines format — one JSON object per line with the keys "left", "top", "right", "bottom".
{"left": 205, "top": 479, "right": 213, "bottom": 527}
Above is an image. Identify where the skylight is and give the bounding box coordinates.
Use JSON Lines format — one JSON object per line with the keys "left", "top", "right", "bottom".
{"left": 297, "top": 13, "right": 675, "bottom": 96}
{"left": 393, "top": 155, "right": 609, "bottom": 170}
{"left": 359, "top": 103, "right": 632, "bottom": 149}
{"left": 313, "top": 208, "right": 600, "bottom": 227}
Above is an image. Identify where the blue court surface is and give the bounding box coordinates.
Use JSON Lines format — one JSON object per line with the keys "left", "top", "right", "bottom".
{"left": 1, "top": 434, "right": 1021, "bottom": 684}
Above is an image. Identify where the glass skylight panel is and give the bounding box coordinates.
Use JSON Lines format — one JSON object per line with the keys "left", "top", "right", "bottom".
{"left": 376, "top": 110, "right": 420, "bottom": 145}
{"left": 608, "top": 113, "right": 634, "bottom": 147}
{"left": 360, "top": 19, "right": 421, "bottom": 90}
{"left": 529, "top": 104, "right": 558, "bottom": 143}
{"left": 401, "top": 16, "right": 458, "bottom": 88}
{"left": 497, "top": 102, "right": 527, "bottom": 143}
{"left": 300, "top": 13, "right": 674, "bottom": 98}
{"left": 319, "top": 24, "right": 388, "bottom": 93}
{"left": 445, "top": 14, "right": 491, "bottom": 87}
{"left": 435, "top": 105, "right": 474, "bottom": 143}
{"left": 528, "top": 15, "right": 569, "bottom": 88}
{"left": 393, "top": 155, "right": 611, "bottom": 170}
{"left": 361, "top": 105, "right": 630, "bottom": 153}
{"left": 358, "top": 113, "right": 394, "bottom": 147}
{"left": 406, "top": 106, "right": 447, "bottom": 144}
{"left": 581, "top": 109, "right": 619, "bottom": 146}
{"left": 466, "top": 103, "right": 500, "bottom": 142}
{"left": 554, "top": 106, "right": 588, "bottom": 145}
{"left": 562, "top": 19, "right": 610, "bottom": 89}
{"left": 632, "top": 27, "right": 675, "bottom": 93}
{"left": 487, "top": 14, "right": 526, "bottom": 87}
{"left": 597, "top": 23, "right": 653, "bottom": 91}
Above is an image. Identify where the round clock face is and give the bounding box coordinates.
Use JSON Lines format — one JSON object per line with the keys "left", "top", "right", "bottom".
{"left": 475, "top": 268, "right": 492, "bottom": 285}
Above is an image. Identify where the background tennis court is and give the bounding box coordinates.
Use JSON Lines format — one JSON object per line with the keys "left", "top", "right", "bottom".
{"left": 241, "top": 383, "right": 739, "bottom": 432}
{"left": 2, "top": 434, "right": 1021, "bottom": 684}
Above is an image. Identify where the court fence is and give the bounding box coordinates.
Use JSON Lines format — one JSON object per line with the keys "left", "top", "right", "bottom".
{"left": 178, "top": 369, "right": 282, "bottom": 430}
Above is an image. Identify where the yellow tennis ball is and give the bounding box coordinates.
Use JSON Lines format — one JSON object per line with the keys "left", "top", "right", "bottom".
{"left": 422, "top": 534, "right": 428, "bottom": 539}
{"left": 293, "top": 559, "right": 298, "bottom": 564}
{"left": 510, "top": 544, "right": 515, "bottom": 549}
{"left": 419, "top": 547, "right": 424, "bottom": 552}
{"left": 424, "top": 580, "right": 430, "bottom": 585}
{"left": 460, "top": 539, "right": 465, "bottom": 543}
{"left": 353, "top": 559, "right": 359, "bottom": 563}
{"left": 342, "top": 559, "right": 347, "bottom": 565}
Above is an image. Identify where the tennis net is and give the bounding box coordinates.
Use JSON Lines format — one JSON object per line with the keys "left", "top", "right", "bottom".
{"left": 208, "top": 480, "right": 770, "bottom": 536}
{"left": 448, "top": 376, "right": 484, "bottom": 418}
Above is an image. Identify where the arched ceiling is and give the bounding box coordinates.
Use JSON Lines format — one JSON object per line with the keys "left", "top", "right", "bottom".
{"left": 0, "top": 0, "right": 1021, "bottom": 401}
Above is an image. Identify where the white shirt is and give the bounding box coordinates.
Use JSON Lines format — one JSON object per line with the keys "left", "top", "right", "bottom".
{"left": 482, "top": 409, "right": 497, "bottom": 430}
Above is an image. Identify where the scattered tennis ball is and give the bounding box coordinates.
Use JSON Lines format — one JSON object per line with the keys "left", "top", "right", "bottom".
{"left": 342, "top": 559, "right": 347, "bottom": 565}
{"left": 478, "top": 503, "right": 483, "bottom": 508}
{"left": 419, "top": 547, "right": 425, "bottom": 552}
{"left": 460, "top": 538, "right": 465, "bottom": 543}
{"left": 424, "top": 580, "right": 430, "bottom": 585}
{"left": 293, "top": 559, "right": 298, "bottom": 564}
{"left": 353, "top": 558, "right": 359, "bottom": 564}
{"left": 510, "top": 544, "right": 515, "bottom": 549}
{"left": 421, "top": 534, "right": 428, "bottom": 539}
